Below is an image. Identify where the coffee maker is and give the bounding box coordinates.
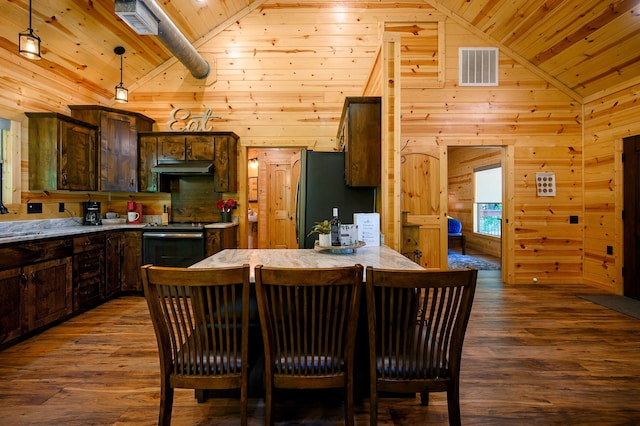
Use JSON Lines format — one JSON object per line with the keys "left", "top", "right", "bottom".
{"left": 82, "top": 201, "right": 101, "bottom": 226}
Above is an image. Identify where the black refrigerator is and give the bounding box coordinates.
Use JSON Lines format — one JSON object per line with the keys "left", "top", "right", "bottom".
{"left": 296, "top": 150, "right": 376, "bottom": 248}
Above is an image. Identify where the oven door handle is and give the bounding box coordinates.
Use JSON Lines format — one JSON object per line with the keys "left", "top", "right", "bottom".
{"left": 143, "top": 233, "right": 204, "bottom": 239}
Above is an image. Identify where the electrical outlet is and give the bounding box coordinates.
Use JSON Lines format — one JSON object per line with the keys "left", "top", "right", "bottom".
{"left": 607, "top": 245, "right": 613, "bottom": 255}
{"left": 59, "top": 203, "right": 65, "bottom": 212}
{"left": 569, "top": 215, "right": 579, "bottom": 224}
{"left": 27, "top": 203, "right": 42, "bottom": 214}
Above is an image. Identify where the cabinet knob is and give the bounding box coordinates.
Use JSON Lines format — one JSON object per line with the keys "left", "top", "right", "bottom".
{"left": 21, "top": 273, "right": 29, "bottom": 285}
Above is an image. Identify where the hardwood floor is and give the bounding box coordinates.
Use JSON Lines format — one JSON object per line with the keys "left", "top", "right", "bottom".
{"left": 1, "top": 271, "right": 640, "bottom": 425}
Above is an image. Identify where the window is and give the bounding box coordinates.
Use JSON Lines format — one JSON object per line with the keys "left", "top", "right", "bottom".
{"left": 474, "top": 164, "right": 502, "bottom": 237}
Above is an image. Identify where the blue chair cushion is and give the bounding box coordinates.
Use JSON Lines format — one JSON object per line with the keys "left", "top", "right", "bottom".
{"left": 448, "top": 217, "right": 462, "bottom": 234}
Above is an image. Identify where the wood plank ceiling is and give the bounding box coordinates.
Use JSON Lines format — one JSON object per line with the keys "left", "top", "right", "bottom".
{"left": 1, "top": 0, "right": 639, "bottom": 108}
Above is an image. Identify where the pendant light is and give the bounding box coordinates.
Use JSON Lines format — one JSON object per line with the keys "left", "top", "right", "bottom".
{"left": 19, "top": 0, "right": 41, "bottom": 60}
{"left": 114, "top": 46, "right": 128, "bottom": 103}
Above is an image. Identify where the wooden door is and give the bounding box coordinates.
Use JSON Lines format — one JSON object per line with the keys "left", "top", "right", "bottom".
{"left": 257, "top": 149, "right": 299, "bottom": 249}
{"left": 186, "top": 134, "right": 214, "bottom": 160}
{"left": 158, "top": 135, "right": 187, "bottom": 161}
{"left": 59, "top": 121, "right": 97, "bottom": 191}
{"left": 25, "top": 257, "right": 73, "bottom": 330}
{"left": 267, "top": 162, "right": 293, "bottom": 248}
{"left": 623, "top": 136, "right": 640, "bottom": 299}
{"left": 102, "top": 112, "right": 136, "bottom": 191}
{"left": 401, "top": 148, "right": 441, "bottom": 269}
{"left": 0, "top": 267, "right": 26, "bottom": 345}
{"left": 105, "top": 232, "right": 123, "bottom": 299}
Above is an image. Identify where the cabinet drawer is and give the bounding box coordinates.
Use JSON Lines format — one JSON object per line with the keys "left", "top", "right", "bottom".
{"left": 0, "top": 238, "right": 73, "bottom": 270}
{"left": 74, "top": 276, "right": 102, "bottom": 311}
{"left": 74, "top": 250, "right": 104, "bottom": 281}
{"left": 73, "top": 234, "right": 105, "bottom": 254}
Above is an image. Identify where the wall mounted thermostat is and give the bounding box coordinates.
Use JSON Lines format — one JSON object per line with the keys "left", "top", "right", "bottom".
{"left": 535, "top": 172, "right": 556, "bottom": 196}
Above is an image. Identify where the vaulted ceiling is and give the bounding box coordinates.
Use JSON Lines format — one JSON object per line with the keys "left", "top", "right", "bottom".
{"left": 2, "top": 0, "right": 639, "bottom": 108}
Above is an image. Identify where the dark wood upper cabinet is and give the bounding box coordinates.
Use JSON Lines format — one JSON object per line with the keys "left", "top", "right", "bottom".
{"left": 26, "top": 112, "right": 98, "bottom": 191}
{"left": 138, "top": 131, "right": 238, "bottom": 193}
{"left": 69, "top": 105, "right": 155, "bottom": 192}
{"left": 337, "top": 96, "right": 381, "bottom": 187}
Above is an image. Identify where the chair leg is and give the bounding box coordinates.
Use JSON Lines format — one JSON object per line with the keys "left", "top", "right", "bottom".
{"left": 264, "top": 381, "right": 274, "bottom": 426}
{"left": 369, "top": 381, "right": 378, "bottom": 426}
{"left": 159, "top": 375, "right": 174, "bottom": 426}
{"left": 240, "top": 381, "right": 248, "bottom": 426}
{"left": 420, "top": 391, "right": 430, "bottom": 406}
{"left": 345, "top": 379, "right": 355, "bottom": 426}
{"left": 446, "top": 382, "right": 462, "bottom": 426}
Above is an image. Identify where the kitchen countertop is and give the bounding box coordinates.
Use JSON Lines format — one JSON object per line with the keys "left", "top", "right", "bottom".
{"left": 0, "top": 220, "right": 237, "bottom": 245}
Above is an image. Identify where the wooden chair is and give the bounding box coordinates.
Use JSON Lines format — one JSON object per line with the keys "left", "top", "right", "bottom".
{"left": 141, "top": 264, "right": 251, "bottom": 426}
{"left": 365, "top": 266, "right": 478, "bottom": 426}
{"left": 254, "top": 264, "right": 363, "bottom": 426}
{"left": 448, "top": 217, "right": 466, "bottom": 255}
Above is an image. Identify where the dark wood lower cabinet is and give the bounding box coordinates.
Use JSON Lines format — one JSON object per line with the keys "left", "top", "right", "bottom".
{"left": 73, "top": 234, "right": 105, "bottom": 312}
{"left": 0, "top": 239, "right": 74, "bottom": 349}
{"left": 206, "top": 227, "right": 238, "bottom": 256}
{"left": 0, "top": 228, "right": 143, "bottom": 349}
{"left": 26, "top": 257, "right": 74, "bottom": 330}
{"left": 0, "top": 267, "right": 26, "bottom": 346}
{"left": 121, "top": 231, "right": 142, "bottom": 292}
{"left": 105, "top": 232, "right": 123, "bottom": 298}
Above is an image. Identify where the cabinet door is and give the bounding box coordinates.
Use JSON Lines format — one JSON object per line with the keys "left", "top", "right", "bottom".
{"left": 105, "top": 232, "right": 123, "bottom": 298}
{"left": 101, "top": 112, "right": 137, "bottom": 191}
{"left": 186, "top": 134, "right": 215, "bottom": 160}
{"left": 121, "top": 231, "right": 142, "bottom": 292}
{"left": 139, "top": 134, "right": 159, "bottom": 192}
{"left": 59, "top": 121, "right": 98, "bottom": 191}
{"left": 213, "top": 135, "right": 238, "bottom": 192}
{"left": 24, "top": 257, "right": 73, "bottom": 331}
{"left": 159, "top": 135, "right": 187, "bottom": 161}
{"left": 0, "top": 267, "right": 26, "bottom": 346}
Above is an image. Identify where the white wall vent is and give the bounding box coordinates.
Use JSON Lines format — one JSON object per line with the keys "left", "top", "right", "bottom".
{"left": 459, "top": 48, "right": 499, "bottom": 86}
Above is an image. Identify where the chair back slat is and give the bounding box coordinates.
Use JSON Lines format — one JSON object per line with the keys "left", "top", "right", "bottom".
{"left": 369, "top": 269, "right": 476, "bottom": 380}
{"left": 260, "top": 271, "right": 359, "bottom": 376}
{"left": 255, "top": 264, "right": 363, "bottom": 426}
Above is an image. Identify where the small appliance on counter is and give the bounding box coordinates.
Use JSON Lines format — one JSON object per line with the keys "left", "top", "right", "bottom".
{"left": 126, "top": 201, "right": 143, "bottom": 224}
{"left": 82, "top": 201, "right": 101, "bottom": 226}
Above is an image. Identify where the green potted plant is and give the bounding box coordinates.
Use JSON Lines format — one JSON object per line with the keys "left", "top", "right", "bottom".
{"left": 307, "top": 220, "right": 331, "bottom": 246}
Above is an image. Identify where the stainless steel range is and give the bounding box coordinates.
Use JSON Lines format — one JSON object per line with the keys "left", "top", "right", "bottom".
{"left": 142, "top": 223, "right": 207, "bottom": 267}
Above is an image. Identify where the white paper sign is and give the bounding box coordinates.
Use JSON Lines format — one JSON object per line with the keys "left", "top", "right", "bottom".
{"left": 354, "top": 213, "right": 380, "bottom": 246}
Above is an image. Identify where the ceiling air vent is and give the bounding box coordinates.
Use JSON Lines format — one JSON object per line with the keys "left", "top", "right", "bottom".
{"left": 459, "top": 47, "right": 499, "bottom": 86}
{"left": 115, "top": 0, "right": 159, "bottom": 35}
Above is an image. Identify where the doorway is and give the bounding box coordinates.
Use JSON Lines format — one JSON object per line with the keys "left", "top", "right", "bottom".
{"left": 447, "top": 146, "right": 504, "bottom": 270}
{"left": 623, "top": 135, "right": 640, "bottom": 299}
{"left": 248, "top": 148, "right": 300, "bottom": 249}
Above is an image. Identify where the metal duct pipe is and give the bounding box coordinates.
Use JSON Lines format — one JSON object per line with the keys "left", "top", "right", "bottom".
{"left": 116, "top": 0, "right": 210, "bottom": 79}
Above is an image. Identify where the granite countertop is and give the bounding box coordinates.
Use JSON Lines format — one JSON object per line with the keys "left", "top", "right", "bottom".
{"left": 0, "top": 222, "right": 147, "bottom": 244}
{"left": 0, "top": 218, "right": 239, "bottom": 245}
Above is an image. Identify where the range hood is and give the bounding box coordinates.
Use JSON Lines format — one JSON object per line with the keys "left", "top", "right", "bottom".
{"left": 151, "top": 161, "right": 214, "bottom": 175}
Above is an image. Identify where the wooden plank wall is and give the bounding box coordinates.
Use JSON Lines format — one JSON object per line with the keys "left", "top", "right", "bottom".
{"left": 397, "top": 19, "right": 584, "bottom": 284}
{"left": 583, "top": 83, "right": 640, "bottom": 293}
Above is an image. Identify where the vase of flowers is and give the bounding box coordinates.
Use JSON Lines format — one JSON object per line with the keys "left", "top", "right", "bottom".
{"left": 307, "top": 219, "right": 331, "bottom": 246}
{"left": 217, "top": 198, "right": 236, "bottom": 223}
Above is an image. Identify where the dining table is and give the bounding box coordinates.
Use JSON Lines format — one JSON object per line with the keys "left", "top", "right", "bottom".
{"left": 189, "top": 244, "right": 425, "bottom": 278}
